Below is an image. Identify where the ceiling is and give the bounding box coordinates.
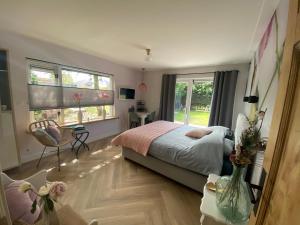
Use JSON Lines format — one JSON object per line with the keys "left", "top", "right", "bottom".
{"left": 0, "top": 0, "right": 277, "bottom": 70}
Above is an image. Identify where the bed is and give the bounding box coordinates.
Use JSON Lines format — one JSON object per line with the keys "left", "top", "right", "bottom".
{"left": 112, "top": 120, "right": 233, "bottom": 193}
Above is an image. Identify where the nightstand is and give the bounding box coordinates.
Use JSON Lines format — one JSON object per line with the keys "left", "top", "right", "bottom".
{"left": 200, "top": 174, "right": 248, "bottom": 225}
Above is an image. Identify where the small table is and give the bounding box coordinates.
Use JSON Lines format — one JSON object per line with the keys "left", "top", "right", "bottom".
{"left": 200, "top": 174, "right": 248, "bottom": 225}
{"left": 136, "top": 112, "right": 150, "bottom": 125}
{"left": 71, "top": 129, "right": 90, "bottom": 158}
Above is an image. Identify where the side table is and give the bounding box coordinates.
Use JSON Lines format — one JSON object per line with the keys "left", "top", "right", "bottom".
{"left": 71, "top": 129, "right": 90, "bottom": 158}
{"left": 200, "top": 174, "right": 248, "bottom": 225}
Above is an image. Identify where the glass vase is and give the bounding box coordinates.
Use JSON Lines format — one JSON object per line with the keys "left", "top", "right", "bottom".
{"left": 215, "top": 165, "right": 251, "bottom": 224}
{"left": 41, "top": 209, "right": 50, "bottom": 225}
{"left": 77, "top": 108, "right": 83, "bottom": 124}
{"left": 40, "top": 208, "right": 59, "bottom": 225}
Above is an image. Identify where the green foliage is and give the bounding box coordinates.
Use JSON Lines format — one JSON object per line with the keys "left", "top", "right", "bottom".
{"left": 31, "top": 199, "right": 37, "bottom": 214}
{"left": 62, "top": 71, "right": 75, "bottom": 86}
{"left": 240, "top": 127, "right": 260, "bottom": 152}
{"left": 41, "top": 195, "right": 54, "bottom": 214}
{"left": 31, "top": 73, "right": 38, "bottom": 84}
{"left": 175, "top": 82, "right": 187, "bottom": 95}
{"left": 175, "top": 81, "right": 213, "bottom": 110}
{"left": 192, "top": 81, "right": 213, "bottom": 96}
{"left": 191, "top": 81, "right": 213, "bottom": 108}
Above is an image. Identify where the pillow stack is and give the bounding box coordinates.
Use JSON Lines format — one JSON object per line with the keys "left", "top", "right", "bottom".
{"left": 33, "top": 125, "right": 62, "bottom": 146}
{"left": 45, "top": 125, "right": 62, "bottom": 143}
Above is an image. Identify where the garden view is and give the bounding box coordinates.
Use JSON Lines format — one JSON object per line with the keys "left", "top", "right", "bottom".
{"left": 174, "top": 80, "right": 213, "bottom": 126}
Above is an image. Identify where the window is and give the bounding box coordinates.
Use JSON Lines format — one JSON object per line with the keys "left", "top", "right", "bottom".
{"left": 30, "top": 67, "right": 58, "bottom": 85}
{"left": 98, "top": 76, "right": 112, "bottom": 90}
{"left": 62, "top": 69, "right": 95, "bottom": 89}
{"left": 31, "top": 109, "right": 60, "bottom": 122}
{"left": 62, "top": 106, "right": 113, "bottom": 124}
{"left": 28, "top": 59, "right": 114, "bottom": 124}
{"left": 174, "top": 78, "right": 213, "bottom": 126}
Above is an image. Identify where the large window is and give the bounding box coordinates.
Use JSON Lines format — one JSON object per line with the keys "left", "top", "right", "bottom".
{"left": 30, "top": 67, "right": 58, "bottom": 85}
{"left": 28, "top": 59, "right": 114, "bottom": 124}
{"left": 174, "top": 78, "right": 213, "bottom": 126}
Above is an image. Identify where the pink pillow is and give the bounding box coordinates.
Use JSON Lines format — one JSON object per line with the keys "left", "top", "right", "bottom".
{"left": 185, "top": 128, "right": 212, "bottom": 139}
{"left": 5, "top": 180, "right": 41, "bottom": 224}
{"left": 46, "top": 125, "right": 62, "bottom": 143}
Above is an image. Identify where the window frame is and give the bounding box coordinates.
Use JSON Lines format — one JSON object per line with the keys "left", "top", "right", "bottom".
{"left": 175, "top": 75, "right": 214, "bottom": 126}
{"left": 27, "top": 59, "right": 115, "bottom": 124}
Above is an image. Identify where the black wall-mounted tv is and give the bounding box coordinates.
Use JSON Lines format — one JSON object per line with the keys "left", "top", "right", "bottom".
{"left": 119, "top": 88, "right": 135, "bottom": 100}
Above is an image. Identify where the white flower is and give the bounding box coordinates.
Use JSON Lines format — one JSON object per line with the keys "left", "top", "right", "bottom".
{"left": 38, "top": 183, "right": 52, "bottom": 196}
{"left": 49, "top": 182, "right": 67, "bottom": 200}
{"left": 19, "top": 182, "right": 32, "bottom": 192}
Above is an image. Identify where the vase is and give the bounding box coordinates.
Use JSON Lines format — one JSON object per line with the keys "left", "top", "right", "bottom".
{"left": 40, "top": 208, "right": 50, "bottom": 225}
{"left": 77, "top": 108, "right": 83, "bottom": 124}
{"left": 215, "top": 165, "right": 251, "bottom": 224}
{"left": 103, "top": 108, "right": 106, "bottom": 120}
{"left": 40, "top": 209, "right": 59, "bottom": 225}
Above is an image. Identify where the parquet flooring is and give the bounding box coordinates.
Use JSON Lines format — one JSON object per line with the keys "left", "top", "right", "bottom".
{"left": 7, "top": 137, "right": 202, "bottom": 225}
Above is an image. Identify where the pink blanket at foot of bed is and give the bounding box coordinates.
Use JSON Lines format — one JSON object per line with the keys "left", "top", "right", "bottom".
{"left": 111, "top": 120, "right": 182, "bottom": 156}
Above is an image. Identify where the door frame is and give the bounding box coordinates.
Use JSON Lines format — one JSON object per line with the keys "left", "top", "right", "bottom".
{"left": 249, "top": 0, "right": 300, "bottom": 224}
{"left": 176, "top": 77, "right": 214, "bottom": 126}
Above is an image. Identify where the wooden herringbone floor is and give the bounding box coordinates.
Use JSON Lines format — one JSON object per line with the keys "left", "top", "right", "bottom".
{"left": 7, "top": 137, "right": 202, "bottom": 225}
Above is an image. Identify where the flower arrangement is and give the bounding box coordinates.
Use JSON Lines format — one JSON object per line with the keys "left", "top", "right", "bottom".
{"left": 73, "top": 93, "right": 83, "bottom": 107}
{"left": 20, "top": 181, "right": 67, "bottom": 215}
{"left": 215, "top": 110, "right": 267, "bottom": 223}
{"left": 99, "top": 91, "right": 109, "bottom": 99}
{"left": 73, "top": 93, "right": 83, "bottom": 123}
{"left": 230, "top": 110, "right": 267, "bottom": 166}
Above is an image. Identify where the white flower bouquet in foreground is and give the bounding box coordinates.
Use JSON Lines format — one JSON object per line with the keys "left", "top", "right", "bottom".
{"left": 20, "top": 181, "right": 67, "bottom": 214}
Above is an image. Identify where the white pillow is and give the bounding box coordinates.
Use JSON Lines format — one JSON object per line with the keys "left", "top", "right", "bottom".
{"left": 234, "top": 113, "right": 250, "bottom": 147}
{"left": 224, "top": 138, "right": 234, "bottom": 156}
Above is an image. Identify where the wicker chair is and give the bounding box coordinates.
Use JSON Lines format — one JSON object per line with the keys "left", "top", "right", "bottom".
{"left": 29, "top": 120, "right": 74, "bottom": 171}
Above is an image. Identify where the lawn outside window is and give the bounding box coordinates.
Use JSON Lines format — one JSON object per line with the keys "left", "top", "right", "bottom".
{"left": 174, "top": 76, "right": 213, "bottom": 127}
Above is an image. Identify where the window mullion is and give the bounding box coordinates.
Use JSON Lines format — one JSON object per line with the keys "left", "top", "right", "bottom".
{"left": 94, "top": 75, "right": 99, "bottom": 89}
{"left": 57, "top": 65, "right": 65, "bottom": 123}
{"left": 185, "top": 80, "right": 193, "bottom": 125}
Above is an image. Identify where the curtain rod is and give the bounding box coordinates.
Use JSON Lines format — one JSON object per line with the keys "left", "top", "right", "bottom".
{"left": 26, "top": 57, "right": 114, "bottom": 76}
{"left": 176, "top": 72, "right": 215, "bottom": 75}
{"left": 176, "top": 70, "right": 239, "bottom": 76}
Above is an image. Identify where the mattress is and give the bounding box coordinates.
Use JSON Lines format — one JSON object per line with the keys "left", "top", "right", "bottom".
{"left": 148, "top": 125, "right": 230, "bottom": 176}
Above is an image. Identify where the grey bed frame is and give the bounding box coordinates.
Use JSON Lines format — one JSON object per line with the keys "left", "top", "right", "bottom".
{"left": 122, "top": 147, "right": 207, "bottom": 193}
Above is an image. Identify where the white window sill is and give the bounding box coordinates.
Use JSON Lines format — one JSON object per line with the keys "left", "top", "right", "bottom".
{"left": 61, "top": 116, "right": 119, "bottom": 127}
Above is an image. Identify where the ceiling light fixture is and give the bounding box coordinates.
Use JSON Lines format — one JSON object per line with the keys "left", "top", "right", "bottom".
{"left": 145, "top": 48, "right": 152, "bottom": 61}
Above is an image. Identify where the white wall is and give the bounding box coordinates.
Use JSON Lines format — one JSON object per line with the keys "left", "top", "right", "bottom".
{"left": 245, "top": 0, "right": 289, "bottom": 137}
{"left": 0, "top": 31, "right": 142, "bottom": 163}
{"left": 143, "top": 63, "right": 250, "bottom": 129}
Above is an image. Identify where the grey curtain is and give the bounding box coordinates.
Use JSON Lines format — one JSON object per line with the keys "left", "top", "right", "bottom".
{"left": 209, "top": 70, "right": 238, "bottom": 128}
{"left": 159, "top": 74, "right": 177, "bottom": 121}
